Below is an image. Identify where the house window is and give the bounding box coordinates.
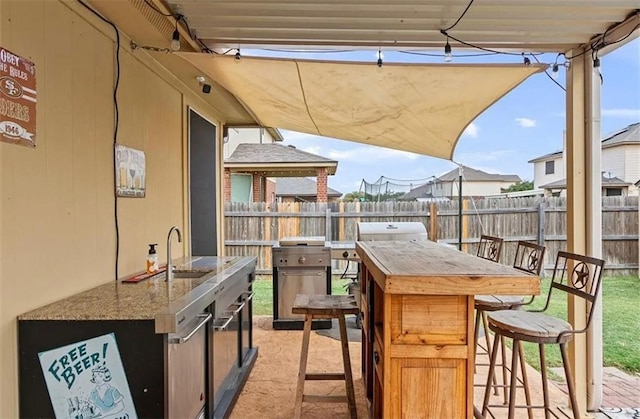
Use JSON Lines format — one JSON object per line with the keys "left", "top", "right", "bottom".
{"left": 545, "top": 161, "right": 555, "bottom": 175}
{"left": 605, "top": 188, "right": 622, "bottom": 196}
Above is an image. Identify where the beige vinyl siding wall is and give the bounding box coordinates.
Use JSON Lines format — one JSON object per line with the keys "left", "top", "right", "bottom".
{"left": 602, "top": 146, "right": 626, "bottom": 179}
{"left": 0, "top": 2, "right": 225, "bottom": 416}
{"left": 623, "top": 144, "right": 640, "bottom": 182}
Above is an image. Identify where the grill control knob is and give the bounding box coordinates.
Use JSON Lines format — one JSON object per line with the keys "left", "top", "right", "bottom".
{"left": 298, "top": 256, "right": 306, "bottom": 264}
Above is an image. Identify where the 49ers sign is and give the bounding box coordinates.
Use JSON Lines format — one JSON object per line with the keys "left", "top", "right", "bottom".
{"left": 0, "top": 47, "right": 36, "bottom": 147}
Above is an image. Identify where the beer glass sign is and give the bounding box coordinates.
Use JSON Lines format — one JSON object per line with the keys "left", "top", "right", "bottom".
{"left": 115, "top": 145, "right": 146, "bottom": 198}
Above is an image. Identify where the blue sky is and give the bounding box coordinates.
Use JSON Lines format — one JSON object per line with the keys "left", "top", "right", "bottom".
{"left": 247, "top": 38, "right": 640, "bottom": 195}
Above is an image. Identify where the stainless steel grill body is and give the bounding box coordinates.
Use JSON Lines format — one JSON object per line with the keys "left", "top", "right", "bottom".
{"left": 272, "top": 236, "right": 331, "bottom": 330}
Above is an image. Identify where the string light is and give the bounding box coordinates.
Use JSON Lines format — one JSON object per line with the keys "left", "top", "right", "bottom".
{"left": 235, "top": 49, "right": 242, "bottom": 61}
{"left": 171, "top": 28, "right": 180, "bottom": 51}
{"left": 444, "top": 38, "right": 452, "bottom": 62}
{"left": 376, "top": 48, "right": 383, "bottom": 67}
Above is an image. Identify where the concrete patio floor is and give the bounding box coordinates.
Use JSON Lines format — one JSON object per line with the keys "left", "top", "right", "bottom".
{"left": 230, "top": 315, "right": 638, "bottom": 418}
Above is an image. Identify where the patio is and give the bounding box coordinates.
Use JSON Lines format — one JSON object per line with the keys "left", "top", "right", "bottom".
{"left": 231, "top": 315, "right": 640, "bottom": 419}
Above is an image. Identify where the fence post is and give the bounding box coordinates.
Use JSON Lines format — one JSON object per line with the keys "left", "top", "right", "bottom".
{"left": 537, "top": 201, "right": 546, "bottom": 245}
{"left": 429, "top": 202, "right": 438, "bottom": 242}
{"left": 325, "top": 207, "right": 332, "bottom": 241}
{"left": 462, "top": 199, "right": 469, "bottom": 252}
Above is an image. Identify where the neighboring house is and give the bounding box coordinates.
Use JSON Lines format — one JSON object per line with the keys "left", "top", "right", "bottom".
{"left": 224, "top": 143, "right": 338, "bottom": 203}
{"left": 223, "top": 127, "right": 284, "bottom": 159}
{"left": 541, "top": 174, "right": 632, "bottom": 197}
{"left": 404, "top": 166, "right": 521, "bottom": 199}
{"left": 528, "top": 150, "right": 565, "bottom": 190}
{"left": 276, "top": 178, "right": 342, "bottom": 203}
{"left": 530, "top": 122, "right": 640, "bottom": 196}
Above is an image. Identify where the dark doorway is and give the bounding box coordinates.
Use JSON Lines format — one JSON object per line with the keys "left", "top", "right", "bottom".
{"left": 189, "top": 109, "right": 218, "bottom": 256}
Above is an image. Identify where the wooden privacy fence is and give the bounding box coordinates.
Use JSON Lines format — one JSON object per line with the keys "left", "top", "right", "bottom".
{"left": 224, "top": 196, "right": 639, "bottom": 276}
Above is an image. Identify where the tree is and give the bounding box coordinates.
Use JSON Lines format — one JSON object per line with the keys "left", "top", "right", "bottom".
{"left": 502, "top": 180, "right": 534, "bottom": 192}
{"left": 342, "top": 191, "right": 365, "bottom": 202}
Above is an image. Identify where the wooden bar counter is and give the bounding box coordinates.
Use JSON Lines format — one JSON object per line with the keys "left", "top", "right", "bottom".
{"left": 356, "top": 240, "right": 540, "bottom": 419}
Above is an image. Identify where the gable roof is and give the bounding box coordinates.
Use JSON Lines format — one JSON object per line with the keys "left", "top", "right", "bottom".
{"left": 225, "top": 143, "right": 338, "bottom": 177}
{"left": 399, "top": 183, "right": 435, "bottom": 200}
{"left": 528, "top": 150, "right": 563, "bottom": 163}
{"left": 602, "top": 122, "right": 640, "bottom": 148}
{"left": 529, "top": 122, "right": 640, "bottom": 162}
{"left": 276, "top": 177, "right": 342, "bottom": 198}
{"left": 541, "top": 174, "right": 631, "bottom": 190}
{"left": 437, "top": 166, "right": 521, "bottom": 183}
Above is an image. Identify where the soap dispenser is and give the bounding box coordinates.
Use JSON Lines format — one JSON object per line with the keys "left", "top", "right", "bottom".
{"left": 146, "top": 244, "right": 159, "bottom": 274}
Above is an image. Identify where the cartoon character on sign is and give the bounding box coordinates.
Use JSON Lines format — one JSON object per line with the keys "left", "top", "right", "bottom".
{"left": 88, "top": 365, "right": 124, "bottom": 418}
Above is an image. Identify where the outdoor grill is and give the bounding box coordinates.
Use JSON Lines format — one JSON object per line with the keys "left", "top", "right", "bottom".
{"left": 355, "top": 222, "right": 428, "bottom": 329}
{"left": 272, "top": 236, "right": 332, "bottom": 330}
{"left": 357, "top": 222, "right": 428, "bottom": 242}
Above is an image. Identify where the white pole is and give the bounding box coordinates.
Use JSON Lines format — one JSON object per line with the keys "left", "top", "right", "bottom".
{"left": 585, "top": 54, "right": 603, "bottom": 412}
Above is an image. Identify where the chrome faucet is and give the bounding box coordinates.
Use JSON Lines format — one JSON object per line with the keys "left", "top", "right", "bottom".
{"left": 166, "top": 226, "right": 182, "bottom": 282}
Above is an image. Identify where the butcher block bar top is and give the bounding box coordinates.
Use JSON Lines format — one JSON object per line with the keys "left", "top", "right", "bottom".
{"left": 356, "top": 239, "right": 541, "bottom": 419}
{"left": 356, "top": 240, "right": 540, "bottom": 296}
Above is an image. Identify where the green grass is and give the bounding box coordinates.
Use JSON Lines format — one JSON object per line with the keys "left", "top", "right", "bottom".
{"left": 518, "top": 276, "right": 640, "bottom": 375}
{"left": 252, "top": 275, "right": 352, "bottom": 316}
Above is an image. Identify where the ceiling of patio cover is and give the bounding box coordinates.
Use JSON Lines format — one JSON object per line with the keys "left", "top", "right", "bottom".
{"left": 180, "top": 53, "right": 545, "bottom": 160}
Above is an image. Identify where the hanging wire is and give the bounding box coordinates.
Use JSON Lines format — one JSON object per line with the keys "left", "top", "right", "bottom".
{"left": 530, "top": 53, "right": 566, "bottom": 91}
{"left": 441, "top": 0, "right": 476, "bottom": 32}
{"left": 142, "top": 0, "right": 220, "bottom": 54}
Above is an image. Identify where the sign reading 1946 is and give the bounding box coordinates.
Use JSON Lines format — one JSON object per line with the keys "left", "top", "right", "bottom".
{"left": 0, "top": 47, "right": 36, "bottom": 147}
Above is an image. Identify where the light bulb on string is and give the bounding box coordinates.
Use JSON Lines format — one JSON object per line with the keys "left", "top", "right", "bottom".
{"left": 444, "top": 39, "right": 452, "bottom": 62}
{"left": 171, "top": 29, "right": 180, "bottom": 51}
{"left": 551, "top": 63, "right": 559, "bottom": 80}
{"left": 376, "top": 49, "right": 383, "bottom": 67}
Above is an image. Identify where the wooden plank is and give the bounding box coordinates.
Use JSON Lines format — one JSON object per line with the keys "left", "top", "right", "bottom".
{"left": 356, "top": 240, "right": 540, "bottom": 296}
{"left": 390, "top": 358, "right": 466, "bottom": 418}
{"left": 388, "top": 344, "right": 468, "bottom": 359}
{"left": 390, "top": 295, "right": 467, "bottom": 345}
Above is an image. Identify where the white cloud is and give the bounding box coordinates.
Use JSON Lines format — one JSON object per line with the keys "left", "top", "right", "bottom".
{"left": 462, "top": 122, "right": 479, "bottom": 138}
{"left": 515, "top": 118, "right": 536, "bottom": 128}
{"left": 602, "top": 108, "right": 640, "bottom": 118}
{"left": 324, "top": 146, "right": 421, "bottom": 163}
{"left": 456, "top": 150, "right": 516, "bottom": 166}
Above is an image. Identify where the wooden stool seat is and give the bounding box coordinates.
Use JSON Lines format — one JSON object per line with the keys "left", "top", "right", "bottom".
{"left": 292, "top": 294, "right": 358, "bottom": 419}
{"left": 489, "top": 310, "right": 573, "bottom": 343}
{"left": 475, "top": 295, "right": 525, "bottom": 311}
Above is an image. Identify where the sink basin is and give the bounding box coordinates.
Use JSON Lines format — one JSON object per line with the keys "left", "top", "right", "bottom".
{"left": 173, "top": 270, "right": 208, "bottom": 278}
{"left": 148, "top": 270, "right": 208, "bottom": 284}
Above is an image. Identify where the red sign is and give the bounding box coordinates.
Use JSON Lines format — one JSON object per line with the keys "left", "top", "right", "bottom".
{"left": 0, "top": 47, "right": 36, "bottom": 147}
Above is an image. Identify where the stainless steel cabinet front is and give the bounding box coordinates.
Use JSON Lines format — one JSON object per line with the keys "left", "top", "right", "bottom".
{"left": 167, "top": 315, "right": 209, "bottom": 419}
{"left": 211, "top": 302, "right": 242, "bottom": 409}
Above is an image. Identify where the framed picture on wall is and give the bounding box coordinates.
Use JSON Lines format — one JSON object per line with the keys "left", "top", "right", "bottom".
{"left": 115, "top": 145, "right": 146, "bottom": 198}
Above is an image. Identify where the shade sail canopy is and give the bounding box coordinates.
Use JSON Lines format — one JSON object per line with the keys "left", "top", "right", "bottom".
{"left": 181, "top": 53, "right": 545, "bottom": 159}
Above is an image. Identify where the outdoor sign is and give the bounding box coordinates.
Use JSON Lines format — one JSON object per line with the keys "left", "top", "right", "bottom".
{"left": 115, "top": 144, "right": 146, "bottom": 198}
{"left": 0, "top": 47, "right": 36, "bottom": 147}
{"left": 38, "top": 333, "right": 138, "bottom": 419}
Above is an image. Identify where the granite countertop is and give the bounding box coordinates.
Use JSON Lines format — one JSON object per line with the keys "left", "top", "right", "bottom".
{"left": 18, "top": 256, "right": 250, "bottom": 322}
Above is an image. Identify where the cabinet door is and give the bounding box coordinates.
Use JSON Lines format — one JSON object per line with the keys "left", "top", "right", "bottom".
{"left": 167, "top": 325, "right": 206, "bottom": 419}
{"left": 388, "top": 358, "right": 466, "bottom": 418}
{"left": 240, "top": 287, "right": 253, "bottom": 364}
